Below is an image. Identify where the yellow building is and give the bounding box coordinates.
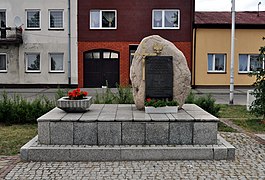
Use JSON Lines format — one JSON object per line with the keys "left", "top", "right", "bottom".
{"left": 193, "top": 11, "right": 265, "bottom": 87}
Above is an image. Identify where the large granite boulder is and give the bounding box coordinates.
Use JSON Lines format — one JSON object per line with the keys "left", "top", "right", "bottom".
{"left": 130, "top": 35, "right": 191, "bottom": 110}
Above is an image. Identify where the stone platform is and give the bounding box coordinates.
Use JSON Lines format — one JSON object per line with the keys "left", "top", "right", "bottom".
{"left": 21, "top": 104, "right": 235, "bottom": 161}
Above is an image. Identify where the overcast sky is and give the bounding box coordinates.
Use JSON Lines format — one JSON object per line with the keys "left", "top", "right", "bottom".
{"left": 196, "top": 0, "right": 265, "bottom": 11}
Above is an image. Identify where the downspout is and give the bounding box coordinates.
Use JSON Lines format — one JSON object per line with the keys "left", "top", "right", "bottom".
{"left": 68, "top": 0, "right": 71, "bottom": 85}
{"left": 193, "top": 27, "right": 197, "bottom": 87}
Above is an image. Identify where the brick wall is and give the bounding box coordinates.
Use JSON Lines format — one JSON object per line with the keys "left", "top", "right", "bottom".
{"left": 78, "top": 42, "right": 191, "bottom": 87}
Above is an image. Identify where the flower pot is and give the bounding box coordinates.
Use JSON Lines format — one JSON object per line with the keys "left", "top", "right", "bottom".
{"left": 145, "top": 106, "right": 178, "bottom": 114}
{"left": 57, "top": 96, "right": 92, "bottom": 113}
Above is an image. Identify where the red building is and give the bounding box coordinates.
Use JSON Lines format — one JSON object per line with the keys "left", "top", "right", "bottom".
{"left": 78, "top": 0, "right": 195, "bottom": 87}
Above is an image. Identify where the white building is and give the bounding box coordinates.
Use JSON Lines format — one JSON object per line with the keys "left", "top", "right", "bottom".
{"left": 0, "top": 0, "right": 78, "bottom": 87}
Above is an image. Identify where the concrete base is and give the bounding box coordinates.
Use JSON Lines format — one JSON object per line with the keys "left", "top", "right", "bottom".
{"left": 21, "top": 135, "right": 235, "bottom": 161}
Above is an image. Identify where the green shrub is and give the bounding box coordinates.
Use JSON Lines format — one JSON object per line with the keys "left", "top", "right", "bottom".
{"left": 116, "top": 84, "right": 134, "bottom": 104}
{"left": 0, "top": 92, "right": 55, "bottom": 125}
{"left": 185, "top": 92, "right": 220, "bottom": 117}
{"left": 55, "top": 88, "right": 68, "bottom": 100}
{"left": 94, "top": 85, "right": 134, "bottom": 104}
{"left": 249, "top": 46, "right": 265, "bottom": 119}
{"left": 185, "top": 91, "right": 196, "bottom": 104}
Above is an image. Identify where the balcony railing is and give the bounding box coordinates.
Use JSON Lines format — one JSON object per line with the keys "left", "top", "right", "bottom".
{"left": 0, "top": 27, "right": 23, "bottom": 44}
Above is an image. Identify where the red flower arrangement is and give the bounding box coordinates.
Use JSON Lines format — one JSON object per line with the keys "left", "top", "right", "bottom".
{"left": 68, "top": 88, "right": 88, "bottom": 100}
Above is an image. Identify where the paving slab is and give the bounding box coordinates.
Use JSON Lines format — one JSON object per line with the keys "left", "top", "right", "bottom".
{"left": 6, "top": 133, "right": 265, "bottom": 179}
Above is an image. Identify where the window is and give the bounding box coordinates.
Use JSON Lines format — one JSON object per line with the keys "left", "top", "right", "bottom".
{"left": 207, "top": 54, "right": 226, "bottom": 72}
{"left": 85, "top": 51, "right": 118, "bottom": 59}
{"left": 152, "top": 9, "right": 180, "bottom": 29}
{"left": 90, "top": 10, "right": 117, "bottom": 29}
{"left": 49, "top": 53, "right": 64, "bottom": 72}
{"left": 26, "top": 10, "right": 40, "bottom": 29}
{"left": 26, "top": 53, "right": 40, "bottom": 72}
{"left": 0, "top": 10, "right": 6, "bottom": 27}
{"left": 49, "top": 10, "right": 63, "bottom": 29}
{"left": 239, "top": 54, "right": 263, "bottom": 73}
{"left": 129, "top": 45, "right": 138, "bottom": 66}
{"left": 0, "top": 54, "right": 7, "bottom": 72}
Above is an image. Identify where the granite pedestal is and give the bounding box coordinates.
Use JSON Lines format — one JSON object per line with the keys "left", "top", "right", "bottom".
{"left": 21, "top": 104, "right": 235, "bottom": 161}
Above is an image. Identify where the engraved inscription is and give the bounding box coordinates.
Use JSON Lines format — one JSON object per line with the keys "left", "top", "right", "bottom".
{"left": 145, "top": 56, "right": 173, "bottom": 99}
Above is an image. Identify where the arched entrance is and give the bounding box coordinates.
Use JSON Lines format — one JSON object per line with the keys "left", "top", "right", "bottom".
{"left": 83, "top": 49, "right": 120, "bottom": 88}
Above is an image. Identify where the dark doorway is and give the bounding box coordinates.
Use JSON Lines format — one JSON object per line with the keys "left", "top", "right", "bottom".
{"left": 84, "top": 49, "right": 120, "bottom": 88}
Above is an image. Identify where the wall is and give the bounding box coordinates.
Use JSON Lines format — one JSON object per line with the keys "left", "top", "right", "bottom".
{"left": 78, "top": 0, "right": 194, "bottom": 42}
{"left": 193, "top": 28, "right": 264, "bottom": 86}
{"left": 78, "top": 41, "right": 191, "bottom": 87}
{"left": 0, "top": 0, "right": 78, "bottom": 85}
{"left": 78, "top": 0, "right": 194, "bottom": 87}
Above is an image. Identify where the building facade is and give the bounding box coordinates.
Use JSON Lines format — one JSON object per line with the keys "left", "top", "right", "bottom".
{"left": 0, "top": 0, "right": 78, "bottom": 87}
{"left": 193, "top": 11, "right": 265, "bottom": 87}
{"left": 78, "top": 0, "right": 195, "bottom": 88}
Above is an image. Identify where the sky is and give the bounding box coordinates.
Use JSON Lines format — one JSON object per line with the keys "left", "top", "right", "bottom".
{"left": 195, "top": 0, "right": 265, "bottom": 11}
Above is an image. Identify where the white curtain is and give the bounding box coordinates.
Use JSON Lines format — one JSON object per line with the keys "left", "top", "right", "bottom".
{"left": 154, "top": 11, "right": 162, "bottom": 27}
{"left": 103, "top": 12, "right": 115, "bottom": 27}
{"left": 165, "top": 11, "right": 177, "bottom": 27}
{"left": 91, "top": 11, "right": 100, "bottom": 28}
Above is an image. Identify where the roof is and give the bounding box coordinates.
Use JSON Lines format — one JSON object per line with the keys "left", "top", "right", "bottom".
{"left": 195, "top": 11, "right": 265, "bottom": 26}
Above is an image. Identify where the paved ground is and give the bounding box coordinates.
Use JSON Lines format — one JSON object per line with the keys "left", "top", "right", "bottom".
{"left": 1, "top": 87, "right": 263, "bottom": 179}
{"left": 0, "top": 132, "right": 264, "bottom": 179}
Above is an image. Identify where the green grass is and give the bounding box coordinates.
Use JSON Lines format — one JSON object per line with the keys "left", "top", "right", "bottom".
{"left": 218, "top": 122, "right": 238, "bottom": 132}
{"left": 218, "top": 104, "right": 257, "bottom": 119}
{"left": 0, "top": 124, "right": 37, "bottom": 156}
{"left": 218, "top": 104, "right": 265, "bottom": 133}
{"left": 232, "top": 119, "right": 265, "bottom": 133}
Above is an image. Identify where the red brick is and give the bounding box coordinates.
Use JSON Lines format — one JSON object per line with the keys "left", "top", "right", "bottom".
{"left": 78, "top": 41, "right": 191, "bottom": 87}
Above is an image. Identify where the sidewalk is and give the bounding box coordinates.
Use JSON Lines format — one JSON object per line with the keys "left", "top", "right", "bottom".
{"left": 0, "top": 87, "right": 250, "bottom": 105}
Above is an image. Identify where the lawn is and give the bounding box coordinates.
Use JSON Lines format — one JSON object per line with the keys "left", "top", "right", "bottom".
{"left": 218, "top": 104, "right": 265, "bottom": 133}
{"left": 0, "top": 104, "right": 264, "bottom": 156}
{"left": 0, "top": 124, "right": 37, "bottom": 156}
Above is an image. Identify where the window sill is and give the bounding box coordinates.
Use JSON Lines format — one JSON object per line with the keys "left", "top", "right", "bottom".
{"left": 25, "top": 28, "right": 41, "bottom": 31}
{"left": 90, "top": 28, "right": 117, "bottom": 30}
{"left": 152, "top": 27, "right": 180, "bottom": 30}
{"left": 238, "top": 72, "right": 249, "bottom": 74}
{"left": 25, "top": 71, "right": 41, "bottom": 73}
{"left": 48, "top": 28, "right": 64, "bottom": 31}
{"left": 49, "top": 71, "right": 65, "bottom": 73}
{"left": 207, "top": 71, "right": 226, "bottom": 74}
{"left": 0, "top": 71, "right": 7, "bottom": 73}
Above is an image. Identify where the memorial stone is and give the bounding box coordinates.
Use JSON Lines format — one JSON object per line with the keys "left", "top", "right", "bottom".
{"left": 130, "top": 35, "right": 191, "bottom": 109}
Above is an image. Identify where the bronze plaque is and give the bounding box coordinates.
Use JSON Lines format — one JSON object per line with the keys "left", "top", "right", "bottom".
{"left": 145, "top": 56, "right": 173, "bottom": 99}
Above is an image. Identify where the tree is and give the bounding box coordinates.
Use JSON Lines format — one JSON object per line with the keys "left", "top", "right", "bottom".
{"left": 250, "top": 46, "right": 265, "bottom": 119}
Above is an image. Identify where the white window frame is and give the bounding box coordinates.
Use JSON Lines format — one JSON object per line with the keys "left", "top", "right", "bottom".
{"left": 48, "top": 9, "right": 64, "bottom": 30}
{"left": 25, "top": 53, "right": 41, "bottom": 72}
{"left": 238, "top": 54, "right": 264, "bottom": 73}
{"left": 26, "top": 9, "right": 41, "bottom": 29}
{"left": 90, "top": 10, "right": 117, "bottom": 29}
{"left": 0, "top": 53, "right": 7, "bottom": 72}
{"left": 49, "top": 53, "right": 64, "bottom": 72}
{"left": 152, "top": 9, "right": 180, "bottom": 29}
{"left": 207, "top": 53, "right": 226, "bottom": 73}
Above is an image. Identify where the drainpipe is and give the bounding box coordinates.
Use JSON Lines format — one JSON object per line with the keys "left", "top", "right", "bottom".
{"left": 67, "top": 0, "right": 71, "bottom": 85}
{"left": 193, "top": 27, "right": 197, "bottom": 87}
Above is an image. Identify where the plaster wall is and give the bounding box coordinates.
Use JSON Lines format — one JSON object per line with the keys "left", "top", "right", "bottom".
{"left": 0, "top": 0, "right": 78, "bottom": 85}
{"left": 194, "top": 28, "right": 264, "bottom": 86}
